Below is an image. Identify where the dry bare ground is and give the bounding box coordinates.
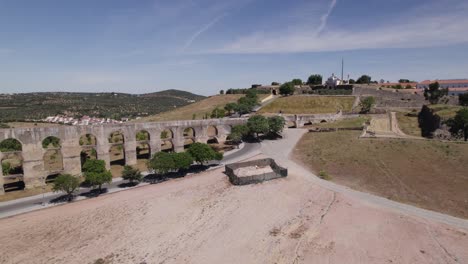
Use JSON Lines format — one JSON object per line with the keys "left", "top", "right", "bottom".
{"left": 1, "top": 152, "right": 467, "bottom": 263}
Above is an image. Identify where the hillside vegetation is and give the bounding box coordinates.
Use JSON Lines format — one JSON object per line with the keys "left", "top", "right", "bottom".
{"left": 0, "top": 90, "right": 205, "bottom": 122}
{"left": 138, "top": 94, "right": 244, "bottom": 122}
{"left": 293, "top": 130, "right": 468, "bottom": 218}
{"left": 259, "top": 96, "right": 355, "bottom": 114}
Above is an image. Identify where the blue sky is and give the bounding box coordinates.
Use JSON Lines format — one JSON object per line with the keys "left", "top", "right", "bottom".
{"left": 1, "top": 0, "right": 468, "bottom": 95}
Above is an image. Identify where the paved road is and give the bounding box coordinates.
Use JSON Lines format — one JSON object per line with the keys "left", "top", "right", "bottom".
{"left": 0, "top": 142, "right": 261, "bottom": 218}
{"left": 262, "top": 128, "right": 468, "bottom": 230}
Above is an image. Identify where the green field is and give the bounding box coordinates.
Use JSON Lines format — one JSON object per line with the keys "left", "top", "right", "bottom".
{"left": 293, "top": 130, "right": 468, "bottom": 219}
{"left": 259, "top": 96, "right": 355, "bottom": 114}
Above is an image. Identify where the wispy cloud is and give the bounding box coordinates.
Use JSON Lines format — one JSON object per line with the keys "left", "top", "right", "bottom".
{"left": 181, "top": 13, "right": 226, "bottom": 52}
{"left": 316, "top": 0, "right": 337, "bottom": 35}
{"left": 211, "top": 1, "right": 468, "bottom": 54}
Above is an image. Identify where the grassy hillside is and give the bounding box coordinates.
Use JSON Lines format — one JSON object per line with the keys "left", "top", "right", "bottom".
{"left": 259, "top": 96, "right": 355, "bottom": 114}
{"left": 138, "top": 94, "right": 243, "bottom": 122}
{"left": 396, "top": 105, "right": 462, "bottom": 137}
{"left": 0, "top": 90, "right": 205, "bottom": 122}
{"left": 293, "top": 130, "right": 468, "bottom": 219}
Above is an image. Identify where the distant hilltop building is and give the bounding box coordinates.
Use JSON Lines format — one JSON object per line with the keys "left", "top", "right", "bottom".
{"left": 417, "top": 79, "right": 468, "bottom": 95}
{"left": 325, "top": 73, "right": 342, "bottom": 88}
{"left": 417, "top": 79, "right": 468, "bottom": 89}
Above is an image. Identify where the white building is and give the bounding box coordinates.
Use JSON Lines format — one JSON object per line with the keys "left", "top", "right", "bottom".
{"left": 325, "top": 73, "right": 342, "bottom": 88}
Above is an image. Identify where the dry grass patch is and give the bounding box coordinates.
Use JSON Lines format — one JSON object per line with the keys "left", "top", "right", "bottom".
{"left": 293, "top": 130, "right": 468, "bottom": 219}
{"left": 396, "top": 112, "right": 421, "bottom": 137}
{"left": 259, "top": 96, "right": 355, "bottom": 114}
{"left": 0, "top": 184, "right": 53, "bottom": 202}
{"left": 137, "top": 95, "right": 244, "bottom": 122}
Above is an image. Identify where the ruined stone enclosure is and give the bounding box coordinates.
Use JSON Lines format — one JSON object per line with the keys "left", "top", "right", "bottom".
{"left": 225, "top": 158, "right": 287, "bottom": 185}
{"left": 0, "top": 118, "right": 246, "bottom": 194}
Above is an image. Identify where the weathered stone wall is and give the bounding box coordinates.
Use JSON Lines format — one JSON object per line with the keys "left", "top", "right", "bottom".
{"left": 0, "top": 118, "right": 246, "bottom": 194}
{"left": 225, "top": 158, "right": 287, "bottom": 186}
{"left": 353, "top": 86, "right": 427, "bottom": 108}
{"left": 281, "top": 112, "right": 344, "bottom": 128}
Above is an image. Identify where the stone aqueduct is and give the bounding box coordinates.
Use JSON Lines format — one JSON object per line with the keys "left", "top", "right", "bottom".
{"left": 0, "top": 118, "right": 246, "bottom": 195}
{"left": 0, "top": 113, "right": 343, "bottom": 195}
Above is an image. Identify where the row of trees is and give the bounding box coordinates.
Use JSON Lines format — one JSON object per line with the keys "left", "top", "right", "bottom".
{"left": 228, "top": 115, "right": 286, "bottom": 142}
{"left": 53, "top": 142, "right": 224, "bottom": 201}
{"left": 224, "top": 89, "right": 259, "bottom": 115}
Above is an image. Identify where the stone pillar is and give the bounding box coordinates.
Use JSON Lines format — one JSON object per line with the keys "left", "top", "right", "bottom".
{"left": 124, "top": 141, "right": 137, "bottom": 166}
{"left": 173, "top": 127, "right": 185, "bottom": 153}
{"left": 0, "top": 152, "right": 4, "bottom": 195}
{"left": 22, "top": 149, "right": 47, "bottom": 189}
{"left": 149, "top": 139, "right": 161, "bottom": 156}
{"left": 96, "top": 144, "right": 111, "bottom": 170}
{"left": 62, "top": 141, "right": 82, "bottom": 176}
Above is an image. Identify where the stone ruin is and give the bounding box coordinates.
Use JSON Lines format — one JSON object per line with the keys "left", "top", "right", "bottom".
{"left": 224, "top": 158, "right": 287, "bottom": 185}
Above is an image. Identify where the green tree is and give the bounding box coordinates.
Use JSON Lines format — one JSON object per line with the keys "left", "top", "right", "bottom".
{"left": 148, "top": 152, "right": 175, "bottom": 175}
{"left": 122, "top": 165, "right": 143, "bottom": 184}
{"left": 210, "top": 107, "right": 226, "bottom": 118}
{"left": 359, "top": 96, "right": 375, "bottom": 113}
{"left": 447, "top": 108, "right": 468, "bottom": 141}
{"left": 82, "top": 159, "right": 112, "bottom": 193}
{"left": 224, "top": 103, "right": 238, "bottom": 114}
{"left": 459, "top": 93, "right": 468, "bottom": 106}
{"left": 279, "top": 82, "right": 295, "bottom": 96}
{"left": 136, "top": 131, "right": 148, "bottom": 141}
{"left": 398, "top": 79, "right": 410, "bottom": 83}
{"left": 247, "top": 115, "right": 269, "bottom": 137}
{"left": 2, "top": 161, "right": 11, "bottom": 175}
{"left": 356, "top": 75, "right": 372, "bottom": 84}
{"left": 307, "top": 74, "right": 322, "bottom": 85}
{"left": 187, "top": 142, "right": 222, "bottom": 165}
{"left": 271, "top": 82, "right": 280, "bottom": 86}
{"left": 42, "top": 136, "right": 61, "bottom": 149}
{"left": 52, "top": 174, "right": 81, "bottom": 201}
{"left": 268, "top": 116, "right": 286, "bottom": 135}
{"left": 228, "top": 125, "right": 250, "bottom": 144}
{"left": 220, "top": 89, "right": 224, "bottom": 95}
{"left": 291, "top": 79, "right": 303, "bottom": 85}
{"left": 349, "top": 79, "right": 356, "bottom": 84}
{"left": 424, "top": 82, "right": 448, "bottom": 104}
{"left": 172, "top": 152, "right": 193, "bottom": 171}
{"left": 0, "top": 138, "right": 22, "bottom": 152}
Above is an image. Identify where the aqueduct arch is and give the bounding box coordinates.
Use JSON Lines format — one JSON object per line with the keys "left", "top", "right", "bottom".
{"left": 79, "top": 134, "right": 98, "bottom": 171}
{"left": 0, "top": 118, "right": 246, "bottom": 195}
{"left": 108, "top": 131, "right": 126, "bottom": 166}
{"left": 0, "top": 138, "right": 25, "bottom": 192}
{"left": 42, "top": 136, "right": 64, "bottom": 182}
{"left": 161, "top": 129, "right": 174, "bottom": 152}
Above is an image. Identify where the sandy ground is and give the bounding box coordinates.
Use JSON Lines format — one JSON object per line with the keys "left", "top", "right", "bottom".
{"left": 234, "top": 165, "right": 273, "bottom": 177}
{"left": 0, "top": 152, "right": 467, "bottom": 264}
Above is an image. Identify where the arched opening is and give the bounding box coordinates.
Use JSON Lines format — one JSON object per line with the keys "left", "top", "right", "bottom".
{"left": 207, "top": 138, "right": 219, "bottom": 144}
{"left": 161, "top": 129, "right": 173, "bottom": 140}
{"left": 207, "top": 126, "right": 218, "bottom": 137}
{"left": 272, "top": 89, "right": 278, "bottom": 96}
{"left": 161, "top": 140, "right": 174, "bottom": 152}
{"left": 136, "top": 142, "right": 151, "bottom": 171}
{"left": 183, "top": 127, "right": 195, "bottom": 138}
{"left": 109, "top": 131, "right": 126, "bottom": 177}
{"left": 80, "top": 148, "right": 97, "bottom": 170}
{"left": 79, "top": 134, "right": 98, "bottom": 172}
{"left": 320, "top": 120, "right": 327, "bottom": 123}
{"left": 1, "top": 138, "right": 25, "bottom": 192}
{"left": 79, "top": 134, "right": 97, "bottom": 146}
{"left": 136, "top": 130, "right": 150, "bottom": 141}
{"left": 184, "top": 138, "right": 195, "bottom": 149}
{"left": 42, "top": 136, "right": 64, "bottom": 179}
{"left": 286, "top": 121, "right": 297, "bottom": 128}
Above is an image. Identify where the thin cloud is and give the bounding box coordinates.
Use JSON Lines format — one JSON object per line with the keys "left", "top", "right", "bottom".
{"left": 316, "top": 0, "right": 337, "bottom": 35}
{"left": 182, "top": 13, "right": 226, "bottom": 52}
{"left": 211, "top": 2, "right": 468, "bottom": 54}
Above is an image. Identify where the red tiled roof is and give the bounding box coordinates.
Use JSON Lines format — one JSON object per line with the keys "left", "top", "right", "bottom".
{"left": 419, "top": 79, "right": 468, "bottom": 85}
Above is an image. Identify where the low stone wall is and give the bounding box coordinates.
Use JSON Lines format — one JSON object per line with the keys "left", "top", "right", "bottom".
{"left": 225, "top": 158, "right": 287, "bottom": 186}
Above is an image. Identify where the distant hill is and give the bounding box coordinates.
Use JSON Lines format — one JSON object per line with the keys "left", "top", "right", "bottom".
{"left": 137, "top": 94, "right": 244, "bottom": 122}
{"left": 0, "top": 90, "right": 205, "bottom": 122}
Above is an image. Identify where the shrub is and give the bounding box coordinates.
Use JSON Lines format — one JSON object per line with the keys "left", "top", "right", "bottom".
{"left": 187, "top": 142, "right": 222, "bottom": 165}
{"left": 122, "top": 165, "right": 143, "bottom": 184}
{"left": 359, "top": 96, "right": 375, "bottom": 113}
{"left": 82, "top": 159, "right": 112, "bottom": 193}
{"left": 318, "top": 170, "right": 331, "bottom": 180}
{"left": 52, "top": 174, "right": 81, "bottom": 201}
